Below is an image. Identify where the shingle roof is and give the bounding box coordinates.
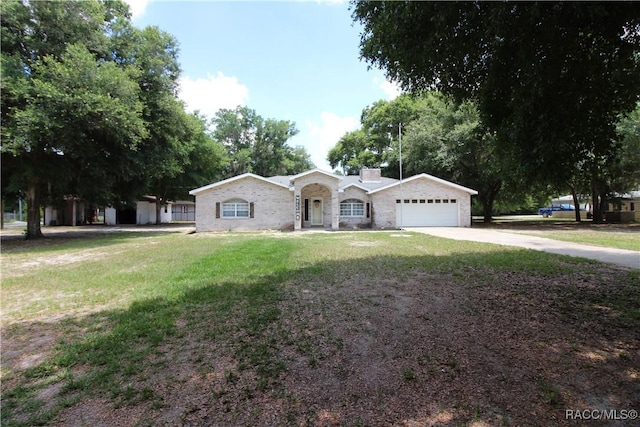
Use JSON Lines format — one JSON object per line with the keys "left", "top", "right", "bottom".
{"left": 338, "top": 175, "right": 399, "bottom": 191}
{"left": 264, "top": 175, "right": 292, "bottom": 188}
{"left": 191, "top": 170, "right": 478, "bottom": 195}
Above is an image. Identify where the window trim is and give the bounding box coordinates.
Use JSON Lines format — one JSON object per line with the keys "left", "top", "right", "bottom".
{"left": 221, "top": 199, "right": 250, "bottom": 219}
{"left": 340, "top": 198, "right": 365, "bottom": 217}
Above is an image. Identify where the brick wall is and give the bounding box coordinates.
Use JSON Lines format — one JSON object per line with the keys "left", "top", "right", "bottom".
{"left": 339, "top": 186, "right": 371, "bottom": 228}
{"left": 360, "top": 168, "right": 381, "bottom": 183}
{"left": 371, "top": 178, "right": 473, "bottom": 228}
{"left": 194, "top": 176, "right": 293, "bottom": 231}
{"left": 294, "top": 172, "right": 341, "bottom": 229}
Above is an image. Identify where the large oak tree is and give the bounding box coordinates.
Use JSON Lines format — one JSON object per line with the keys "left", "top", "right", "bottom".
{"left": 1, "top": 0, "right": 147, "bottom": 238}
{"left": 1, "top": 0, "right": 223, "bottom": 233}
{"left": 352, "top": 1, "right": 640, "bottom": 222}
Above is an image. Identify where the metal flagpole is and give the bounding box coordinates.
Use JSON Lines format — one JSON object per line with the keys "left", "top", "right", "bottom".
{"left": 399, "top": 123, "right": 403, "bottom": 230}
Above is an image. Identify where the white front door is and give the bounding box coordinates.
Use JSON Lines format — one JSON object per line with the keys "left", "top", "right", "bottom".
{"left": 311, "top": 199, "right": 323, "bottom": 225}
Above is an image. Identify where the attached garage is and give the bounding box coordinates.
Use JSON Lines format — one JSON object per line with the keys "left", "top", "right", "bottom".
{"left": 396, "top": 198, "right": 460, "bottom": 227}
{"left": 369, "top": 173, "right": 478, "bottom": 228}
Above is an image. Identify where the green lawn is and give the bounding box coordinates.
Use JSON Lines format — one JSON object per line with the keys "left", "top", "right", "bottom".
{"left": 2, "top": 230, "right": 638, "bottom": 426}
{"left": 512, "top": 229, "right": 640, "bottom": 251}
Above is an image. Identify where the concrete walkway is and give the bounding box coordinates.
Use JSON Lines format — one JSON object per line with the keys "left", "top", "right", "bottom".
{"left": 405, "top": 227, "right": 640, "bottom": 269}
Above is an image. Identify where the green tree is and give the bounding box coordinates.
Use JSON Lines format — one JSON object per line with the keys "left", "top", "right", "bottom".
{"left": 613, "top": 103, "right": 640, "bottom": 192}
{"left": 327, "top": 129, "right": 371, "bottom": 175}
{"left": 402, "top": 93, "right": 507, "bottom": 222}
{"left": 353, "top": 1, "right": 640, "bottom": 222}
{"left": 119, "top": 25, "right": 194, "bottom": 224}
{"left": 597, "top": 103, "right": 640, "bottom": 213}
{"left": 1, "top": 0, "right": 148, "bottom": 237}
{"left": 327, "top": 94, "right": 423, "bottom": 176}
{"left": 174, "top": 112, "right": 229, "bottom": 198}
{"left": 212, "top": 106, "right": 313, "bottom": 177}
{"left": 253, "top": 119, "right": 302, "bottom": 176}
{"left": 282, "top": 145, "right": 314, "bottom": 176}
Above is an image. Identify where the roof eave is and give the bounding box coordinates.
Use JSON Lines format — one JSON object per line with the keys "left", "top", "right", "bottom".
{"left": 368, "top": 174, "right": 478, "bottom": 195}
{"left": 290, "top": 168, "right": 343, "bottom": 182}
{"left": 189, "top": 173, "right": 289, "bottom": 195}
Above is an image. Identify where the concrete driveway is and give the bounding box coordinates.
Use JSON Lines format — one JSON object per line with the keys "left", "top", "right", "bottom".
{"left": 405, "top": 227, "right": 640, "bottom": 269}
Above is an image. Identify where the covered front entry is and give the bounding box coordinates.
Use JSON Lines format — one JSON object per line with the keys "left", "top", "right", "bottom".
{"left": 396, "top": 198, "right": 459, "bottom": 227}
{"left": 300, "top": 183, "right": 331, "bottom": 228}
{"left": 292, "top": 169, "right": 341, "bottom": 230}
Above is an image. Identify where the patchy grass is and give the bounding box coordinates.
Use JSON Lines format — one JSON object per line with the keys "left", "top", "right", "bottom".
{"left": 473, "top": 217, "right": 640, "bottom": 251}
{"left": 1, "top": 230, "right": 638, "bottom": 426}
{"left": 513, "top": 229, "right": 640, "bottom": 251}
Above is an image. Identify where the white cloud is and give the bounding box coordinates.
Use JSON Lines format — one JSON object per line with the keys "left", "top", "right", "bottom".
{"left": 178, "top": 73, "right": 250, "bottom": 119}
{"left": 374, "top": 77, "right": 402, "bottom": 100}
{"left": 123, "top": 0, "right": 150, "bottom": 21}
{"left": 298, "top": 112, "right": 359, "bottom": 172}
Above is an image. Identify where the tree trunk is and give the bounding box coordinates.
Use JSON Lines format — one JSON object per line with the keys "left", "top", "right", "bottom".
{"left": 482, "top": 200, "right": 494, "bottom": 223}
{"left": 599, "top": 192, "right": 608, "bottom": 222}
{"left": 591, "top": 188, "right": 606, "bottom": 224}
{"left": 481, "top": 180, "right": 502, "bottom": 223}
{"left": 155, "top": 198, "right": 162, "bottom": 225}
{"left": 25, "top": 184, "right": 43, "bottom": 239}
{"left": 571, "top": 191, "right": 582, "bottom": 222}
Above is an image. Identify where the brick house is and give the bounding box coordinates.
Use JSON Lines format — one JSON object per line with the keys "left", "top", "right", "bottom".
{"left": 189, "top": 168, "right": 477, "bottom": 232}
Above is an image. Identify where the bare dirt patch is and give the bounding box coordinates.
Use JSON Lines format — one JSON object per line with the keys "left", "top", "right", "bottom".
{"left": 2, "top": 265, "right": 631, "bottom": 426}
{"left": 2, "top": 249, "right": 113, "bottom": 278}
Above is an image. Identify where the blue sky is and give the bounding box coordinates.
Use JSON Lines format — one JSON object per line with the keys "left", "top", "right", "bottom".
{"left": 125, "top": 0, "right": 400, "bottom": 172}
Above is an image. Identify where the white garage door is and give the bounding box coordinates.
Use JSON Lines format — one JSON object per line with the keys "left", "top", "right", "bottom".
{"left": 396, "top": 198, "right": 459, "bottom": 227}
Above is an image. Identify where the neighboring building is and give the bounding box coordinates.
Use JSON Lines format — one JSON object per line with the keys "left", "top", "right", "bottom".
{"left": 550, "top": 191, "right": 639, "bottom": 222}
{"left": 44, "top": 196, "right": 174, "bottom": 226}
{"left": 171, "top": 200, "right": 196, "bottom": 222}
{"left": 189, "top": 168, "right": 478, "bottom": 232}
{"left": 608, "top": 190, "right": 639, "bottom": 222}
{"left": 44, "top": 197, "right": 94, "bottom": 226}
{"left": 133, "top": 196, "right": 173, "bottom": 225}
{"left": 550, "top": 195, "right": 589, "bottom": 220}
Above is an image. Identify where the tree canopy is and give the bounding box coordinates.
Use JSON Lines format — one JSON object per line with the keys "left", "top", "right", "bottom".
{"left": 327, "top": 94, "right": 423, "bottom": 176}
{"left": 0, "top": 0, "right": 232, "bottom": 234}
{"left": 353, "top": 1, "right": 640, "bottom": 221}
{"left": 401, "top": 93, "right": 508, "bottom": 222}
{"left": 1, "top": 0, "right": 148, "bottom": 237}
{"left": 211, "top": 106, "right": 314, "bottom": 177}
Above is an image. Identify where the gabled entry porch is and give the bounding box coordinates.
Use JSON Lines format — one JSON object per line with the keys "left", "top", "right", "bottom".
{"left": 290, "top": 169, "right": 341, "bottom": 230}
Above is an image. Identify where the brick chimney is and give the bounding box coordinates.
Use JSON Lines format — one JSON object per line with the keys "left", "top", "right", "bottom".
{"left": 360, "top": 167, "right": 381, "bottom": 183}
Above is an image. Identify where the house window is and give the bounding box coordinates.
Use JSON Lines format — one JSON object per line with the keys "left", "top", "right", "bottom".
{"left": 340, "top": 199, "right": 365, "bottom": 217}
{"left": 631, "top": 202, "right": 635, "bottom": 211}
{"left": 222, "top": 199, "right": 249, "bottom": 218}
{"left": 450, "top": 199, "right": 457, "bottom": 204}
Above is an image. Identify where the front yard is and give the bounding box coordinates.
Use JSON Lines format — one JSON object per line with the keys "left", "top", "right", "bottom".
{"left": 1, "top": 229, "right": 638, "bottom": 426}
{"left": 475, "top": 218, "right": 640, "bottom": 251}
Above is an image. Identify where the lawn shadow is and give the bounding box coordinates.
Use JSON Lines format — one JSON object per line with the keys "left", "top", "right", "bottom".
{"left": 2, "top": 243, "right": 638, "bottom": 426}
